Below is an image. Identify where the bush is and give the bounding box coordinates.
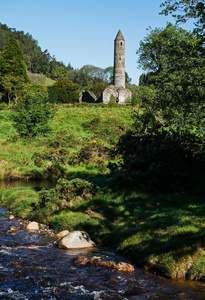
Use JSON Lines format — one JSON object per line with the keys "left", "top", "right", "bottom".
{"left": 13, "top": 91, "right": 55, "bottom": 137}
{"left": 70, "top": 139, "right": 108, "bottom": 165}
{"left": 53, "top": 78, "right": 80, "bottom": 103}
{"left": 90, "top": 83, "right": 106, "bottom": 98}
{"left": 0, "top": 102, "right": 7, "bottom": 110}
{"left": 48, "top": 86, "right": 58, "bottom": 103}
{"left": 37, "top": 178, "right": 99, "bottom": 216}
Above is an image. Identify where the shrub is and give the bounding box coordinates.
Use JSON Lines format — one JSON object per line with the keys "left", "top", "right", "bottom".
{"left": 53, "top": 78, "right": 80, "bottom": 103}
{"left": 90, "top": 83, "right": 106, "bottom": 98}
{"left": 70, "top": 139, "right": 108, "bottom": 165}
{"left": 13, "top": 91, "right": 55, "bottom": 137}
{"left": 0, "top": 102, "right": 7, "bottom": 110}
{"left": 37, "top": 178, "right": 99, "bottom": 216}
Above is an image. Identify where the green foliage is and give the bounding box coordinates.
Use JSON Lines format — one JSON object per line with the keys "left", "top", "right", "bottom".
{"left": 70, "top": 139, "right": 108, "bottom": 173}
{"left": 136, "top": 22, "right": 205, "bottom": 150}
{"left": 32, "top": 147, "right": 69, "bottom": 166}
{"left": 82, "top": 114, "right": 129, "bottom": 145}
{"left": 54, "top": 77, "right": 80, "bottom": 103}
{"left": 90, "top": 83, "right": 106, "bottom": 98}
{"left": 109, "top": 109, "right": 205, "bottom": 192}
{"left": 0, "top": 37, "right": 30, "bottom": 104}
{"left": 13, "top": 91, "right": 55, "bottom": 137}
{"left": 0, "top": 102, "right": 7, "bottom": 110}
{"left": 0, "top": 38, "right": 29, "bottom": 79}
{"left": 68, "top": 65, "right": 110, "bottom": 86}
{"left": 109, "top": 94, "right": 117, "bottom": 104}
{"left": 137, "top": 23, "right": 200, "bottom": 74}
{"left": 160, "top": 1, "right": 205, "bottom": 46}
{"left": 129, "top": 84, "right": 156, "bottom": 106}
{"left": 47, "top": 86, "right": 58, "bottom": 103}
{"left": 28, "top": 73, "right": 55, "bottom": 86}
{"left": 37, "top": 178, "right": 99, "bottom": 216}
{"left": 23, "top": 82, "right": 48, "bottom": 98}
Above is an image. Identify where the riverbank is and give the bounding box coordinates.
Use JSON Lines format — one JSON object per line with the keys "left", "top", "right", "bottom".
{"left": 0, "top": 181, "right": 205, "bottom": 282}
{"left": 1, "top": 104, "right": 205, "bottom": 283}
{"left": 1, "top": 205, "right": 204, "bottom": 299}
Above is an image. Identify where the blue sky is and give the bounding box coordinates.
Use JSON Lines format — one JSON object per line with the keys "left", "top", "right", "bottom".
{"left": 0, "top": 0, "right": 194, "bottom": 84}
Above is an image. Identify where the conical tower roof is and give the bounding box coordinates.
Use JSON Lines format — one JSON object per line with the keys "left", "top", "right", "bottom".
{"left": 115, "top": 29, "right": 125, "bottom": 41}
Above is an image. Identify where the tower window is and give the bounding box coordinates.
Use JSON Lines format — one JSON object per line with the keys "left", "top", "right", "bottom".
{"left": 120, "top": 42, "right": 123, "bottom": 45}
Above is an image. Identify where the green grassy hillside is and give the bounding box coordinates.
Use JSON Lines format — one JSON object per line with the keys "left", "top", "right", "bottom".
{"left": 0, "top": 104, "right": 133, "bottom": 180}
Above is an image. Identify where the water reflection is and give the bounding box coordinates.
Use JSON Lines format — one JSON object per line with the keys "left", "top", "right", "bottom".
{"left": 0, "top": 180, "right": 55, "bottom": 190}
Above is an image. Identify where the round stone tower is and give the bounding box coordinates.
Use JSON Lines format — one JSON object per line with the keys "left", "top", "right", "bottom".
{"left": 114, "top": 29, "right": 125, "bottom": 88}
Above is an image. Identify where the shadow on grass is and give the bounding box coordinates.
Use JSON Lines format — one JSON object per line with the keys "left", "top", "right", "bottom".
{"left": 70, "top": 187, "right": 205, "bottom": 271}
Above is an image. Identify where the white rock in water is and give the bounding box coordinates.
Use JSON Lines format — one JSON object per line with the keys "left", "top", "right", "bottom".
{"left": 26, "top": 221, "right": 39, "bottom": 231}
{"left": 56, "top": 230, "right": 69, "bottom": 239}
{"left": 58, "top": 231, "right": 95, "bottom": 249}
{"left": 9, "top": 215, "right": 15, "bottom": 220}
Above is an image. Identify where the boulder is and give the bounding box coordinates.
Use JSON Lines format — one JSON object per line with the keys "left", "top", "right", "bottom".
{"left": 90, "top": 256, "right": 135, "bottom": 272}
{"left": 56, "top": 230, "right": 69, "bottom": 239}
{"left": 72, "top": 255, "right": 89, "bottom": 265}
{"left": 26, "top": 221, "right": 39, "bottom": 231}
{"left": 58, "top": 231, "right": 95, "bottom": 249}
{"left": 72, "top": 255, "right": 135, "bottom": 272}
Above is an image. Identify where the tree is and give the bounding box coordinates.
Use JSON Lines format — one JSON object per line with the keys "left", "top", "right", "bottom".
{"left": 0, "top": 37, "right": 30, "bottom": 104}
{"left": 53, "top": 78, "right": 80, "bottom": 103}
{"left": 137, "top": 23, "right": 205, "bottom": 117}
{"left": 108, "top": 22, "right": 205, "bottom": 192}
{"left": 90, "top": 83, "right": 106, "bottom": 98}
{"left": 0, "top": 38, "right": 29, "bottom": 79}
{"left": 1, "top": 75, "right": 26, "bottom": 105}
{"left": 137, "top": 23, "right": 199, "bottom": 74}
{"left": 13, "top": 91, "right": 55, "bottom": 137}
{"left": 160, "top": 1, "right": 205, "bottom": 47}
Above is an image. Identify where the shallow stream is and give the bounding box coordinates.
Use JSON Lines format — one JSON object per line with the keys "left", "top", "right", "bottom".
{"left": 0, "top": 181, "right": 205, "bottom": 299}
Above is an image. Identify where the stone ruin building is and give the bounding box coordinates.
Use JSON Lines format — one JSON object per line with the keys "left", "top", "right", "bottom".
{"left": 102, "top": 30, "right": 132, "bottom": 104}
{"left": 79, "top": 30, "right": 131, "bottom": 104}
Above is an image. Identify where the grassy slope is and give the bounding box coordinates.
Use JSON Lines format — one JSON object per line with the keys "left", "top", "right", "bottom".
{"left": 0, "top": 105, "right": 133, "bottom": 180}
{"left": 0, "top": 105, "right": 205, "bottom": 281}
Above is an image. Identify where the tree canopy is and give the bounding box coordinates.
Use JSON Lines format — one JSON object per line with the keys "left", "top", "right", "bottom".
{"left": 160, "top": 1, "right": 205, "bottom": 47}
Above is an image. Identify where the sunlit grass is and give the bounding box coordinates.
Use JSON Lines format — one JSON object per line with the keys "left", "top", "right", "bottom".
{"left": 0, "top": 105, "right": 133, "bottom": 180}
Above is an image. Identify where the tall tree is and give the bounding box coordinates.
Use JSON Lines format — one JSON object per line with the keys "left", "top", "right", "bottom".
{"left": 137, "top": 23, "right": 205, "bottom": 130}
{"left": 0, "top": 37, "right": 30, "bottom": 104}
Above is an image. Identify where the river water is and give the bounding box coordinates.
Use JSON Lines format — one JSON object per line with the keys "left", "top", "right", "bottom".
{"left": 0, "top": 183, "right": 205, "bottom": 299}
